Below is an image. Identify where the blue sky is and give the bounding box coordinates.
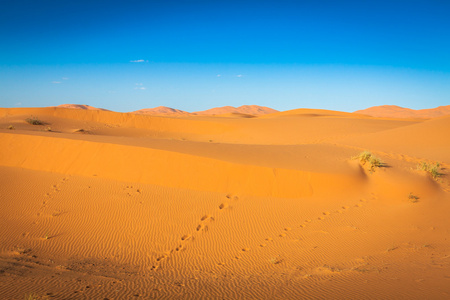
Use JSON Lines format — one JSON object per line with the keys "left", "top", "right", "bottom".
{"left": 0, "top": 0, "right": 449, "bottom": 112}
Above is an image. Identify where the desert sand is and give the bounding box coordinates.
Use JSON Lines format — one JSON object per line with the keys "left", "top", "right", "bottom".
{"left": 355, "top": 104, "right": 450, "bottom": 119}
{"left": 0, "top": 105, "right": 449, "bottom": 299}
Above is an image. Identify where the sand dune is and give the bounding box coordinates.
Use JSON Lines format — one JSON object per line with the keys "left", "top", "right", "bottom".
{"left": 194, "top": 105, "right": 278, "bottom": 115}
{"left": 56, "top": 103, "right": 110, "bottom": 111}
{"left": 355, "top": 104, "right": 450, "bottom": 119}
{"left": 131, "top": 106, "right": 189, "bottom": 115}
{"left": 0, "top": 106, "right": 449, "bottom": 299}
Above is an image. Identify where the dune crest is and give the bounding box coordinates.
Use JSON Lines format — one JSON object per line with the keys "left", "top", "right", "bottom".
{"left": 355, "top": 104, "right": 450, "bottom": 119}
{"left": 194, "top": 105, "right": 278, "bottom": 115}
{"left": 0, "top": 105, "right": 449, "bottom": 299}
{"left": 56, "top": 103, "right": 110, "bottom": 111}
{"left": 131, "top": 106, "right": 189, "bottom": 115}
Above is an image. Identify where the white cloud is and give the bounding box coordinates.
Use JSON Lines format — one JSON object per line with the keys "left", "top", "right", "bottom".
{"left": 15, "top": 102, "right": 22, "bottom": 106}
{"left": 62, "top": 77, "right": 69, "bottom": 80}
{"left": 52, "top": 81, "right": 61, "bottom": 84}
{"left": 134, "top": 87, "right": 146, "bottom": 90}
{"left": 236, "top": 74, "right": 243, "bottom": 78}
{"left": 130, "top": 59, "right": 147, "bottom": 63}
{"left": 217, "top": 74, "right": 221, "bottom": 77}
{"left": 135, "top": 83, "right": 143, "bottom": 85}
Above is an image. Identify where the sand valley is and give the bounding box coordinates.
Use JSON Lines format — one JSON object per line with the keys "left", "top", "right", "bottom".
{"left": 0, "top": 105, "right": 449, "bottom": 299}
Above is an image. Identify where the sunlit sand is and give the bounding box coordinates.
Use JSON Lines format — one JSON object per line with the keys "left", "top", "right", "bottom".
{"left": 1, "top": 105, "right": 449, "bottom": 299}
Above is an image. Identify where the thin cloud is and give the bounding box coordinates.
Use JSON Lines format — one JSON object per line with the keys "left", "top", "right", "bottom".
{"left": 217, "top": 74, "right": 221, "bottom": 77}
{"left": 130, "top": 59, "right": 147, "bottom": 63}
{"left": 52, "top": 81, "right": 61, "bottom": 84}
{"left": 62, "top": 77, "right": 69, "bottom": 80}
{"left": 134, "top": 87, "right": 147, "bottom": 90}
{"left": 236, "top": 74, "right": 243, "bottom": 78}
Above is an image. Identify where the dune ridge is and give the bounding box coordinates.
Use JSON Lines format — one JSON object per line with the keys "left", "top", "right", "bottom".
{"left": 355, "top": 104, "right": 450, "bottom": 119}
{"left": 193, "top": 105, "right": 278, "bottom": 115}
{"left": 131, "top": 106, "right": 189, "bottom": 115}
{"left": 0, "top": 105, "right": 449, "bottom": 299}
{"left": 56, "top": 104, "right": 110, "bottom": 111}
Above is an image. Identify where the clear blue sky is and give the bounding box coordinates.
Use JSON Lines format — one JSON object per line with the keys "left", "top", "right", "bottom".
{"left": 0, "top": 0, "right": 449, "bottom": 112}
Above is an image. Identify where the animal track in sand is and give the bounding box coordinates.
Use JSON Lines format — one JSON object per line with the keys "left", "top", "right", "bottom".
{"left": 225, "top": 194, "right": 239, "bottom": 201}
{"left": 181, "top": 234, "right": 192, "bottom": 241}
{"left": 253, "top": 199, "right": 368, "bottom": 257}
{"left": 219, "top": 203, "right": 229, "bottom": 210}
{"left": 40, "top": 177, "right": 70, "bottom": 211}
{"left": 156, "top": 255, "right": 167, "bottom": 262}
{"left": 123, "top": 185, "right": 142, "bottom": 197}
{"left": 201, "top": 215, "right": 214, "bottom": 222}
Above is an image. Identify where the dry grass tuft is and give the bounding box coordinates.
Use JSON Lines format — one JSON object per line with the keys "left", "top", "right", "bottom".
{"left": 25, "top": 116, "right": 43, "bottom": 125}
{"left": 417, "top": 162, "right": 442, "bottom": 179}
{"left": 353, "top": 151, "right": 384, "bottom": 172}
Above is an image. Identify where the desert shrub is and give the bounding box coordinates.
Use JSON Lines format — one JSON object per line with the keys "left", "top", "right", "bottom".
{"left": 7, "top": 125, "right": 15, "bottom": 130}
{"left": 353, "top": 151, "right": 384, "bottom": 172}
{"left": 408, "top": 192, "right": 419, "bottom": 203}
{"left": 417, "top": 161, "right": 442, "bottom": 179}
{"left": 24, "top": 293, "right": 38, "bottom": 300}
{"left": 25, "top": 116, "right": 43, "bottom": 125}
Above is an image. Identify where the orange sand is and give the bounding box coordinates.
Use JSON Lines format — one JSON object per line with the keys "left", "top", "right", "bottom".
{"left": 355, "top": 104, "right": 450, "bottom": 119}
{"left": 0, "top": 106, "right": 449, "bottom": 299}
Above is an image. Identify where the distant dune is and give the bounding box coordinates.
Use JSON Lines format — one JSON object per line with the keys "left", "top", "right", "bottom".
{"left": 131, "top": 106, "right": 189, "bottom": 115}
{"left": 56, "top": 104, "right": 110, "bottom": 111}
{"left": 194, "top": 105, "right": 278, "bottom": 115}
{"left": 0, "top": 104, "right": 449, "bottom": 299}
{"left": 354, "top": 105, "right": 450, "bottom": 119}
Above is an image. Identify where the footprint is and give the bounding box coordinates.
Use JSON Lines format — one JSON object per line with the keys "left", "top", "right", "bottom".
{"left": 355, "top": 203, "right": 363, "bottom": 207}
{"left": 175, "top": 245, "right": 184, "bottom": 251}
{"left": 318, "top": 216, "right": 325, "bottom": 220}
{"left": 196, "top": 224, "right": 209, "bottom": 232}
{"left": 226, "top": 194, "right": 232, "bottom": 199}
{"left": 284, "top": 227, "right": 291, "bottom": 231}
{"left": 342, "top": 206, "right": 349, "bottom": 210}
{"left": 242, "top": 248, "right": 250, "bottom": 252}
{"left": 323, "top": 212, "right": 330, "bottom": 215}
{"left": 260, "top": 244, "right": 266, "bottom": 247}
{"left": 265, "top": 237, "right": 273, "bottom": 242}
{"left": 156, "top": 255, "right": 167, "bottom": 262}
{"left": 201, "top": 215, "right": 214, "bottom": 222}
{"left": 305, "top": 219, "right": 311, "bottom": 223}
{"left": 279, "top": 233, "right": 286, "bottom": 237}
{"left": 233, "top": 196, "right": 239, "bottom": 201}
{"left": 219, "top": 203, "right": 229, "bottom": 210}
{"left": 150, "top": 265, "right": 159, "bottom": 271}
{"left": 181, "top": 235, "right": 192, "bottom": 241}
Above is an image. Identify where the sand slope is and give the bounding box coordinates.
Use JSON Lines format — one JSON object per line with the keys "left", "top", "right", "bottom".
{"left": 0, "top": 106, "right": 449, "bottom": 299}
{"left": 56, "top": 104, "right": 110, "bottom": 111}
{"left": 194, "top": 105, "right": 278, "bottom": 115}
{"left": 355, "top": 104, "right": 450, "bottom": 119}
{"left": 131, "top": 106, "right": 189, "bottom": 115}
